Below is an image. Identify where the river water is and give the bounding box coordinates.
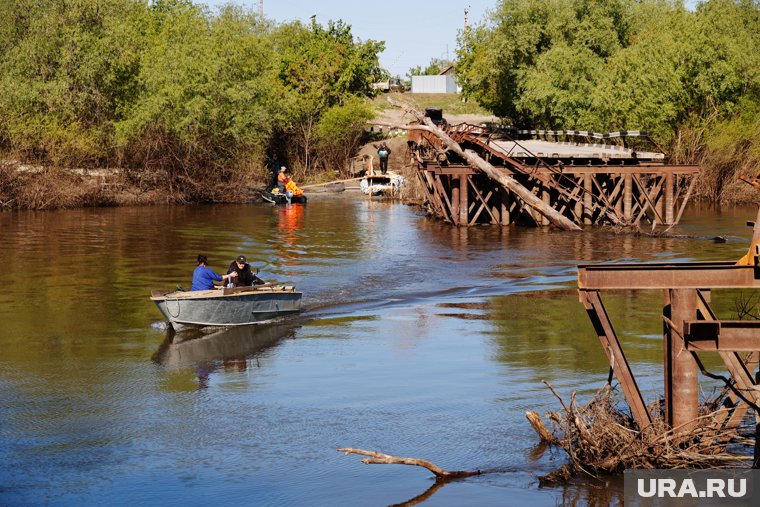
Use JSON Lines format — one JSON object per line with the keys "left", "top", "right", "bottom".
{"left": 0, "top": 196, "right": 757, "bottom": 506}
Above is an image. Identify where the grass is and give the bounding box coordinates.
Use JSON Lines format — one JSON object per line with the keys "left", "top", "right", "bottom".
{"left": 371, "top": 92, "right": 494, "bottom": 117}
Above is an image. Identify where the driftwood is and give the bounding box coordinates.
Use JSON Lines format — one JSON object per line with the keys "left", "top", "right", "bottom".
{"left": 337, "top": 448, "right": 481, "bottom": 479}
{"left": 537, "top": 381, "right": 753, "bottom": 480}
{"left": 386, "top": 99, "right": 582, "bottom": 231}
{"left": 526, "top": 411, "right": 555, "bottom": 443}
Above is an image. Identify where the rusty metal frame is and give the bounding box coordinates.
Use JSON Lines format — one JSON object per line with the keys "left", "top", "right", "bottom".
{"left": 578, "top": 260, "right": 760, "bottom": 432}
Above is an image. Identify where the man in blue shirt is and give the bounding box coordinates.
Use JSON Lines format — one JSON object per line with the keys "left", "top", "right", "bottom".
{"left": 191, "top": 254, "right": 237, "bottom": 291}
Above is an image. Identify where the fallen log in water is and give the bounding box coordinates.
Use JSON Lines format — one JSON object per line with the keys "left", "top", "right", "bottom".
{"left": 337, "top": 448, "right": 481, "bottom": 479}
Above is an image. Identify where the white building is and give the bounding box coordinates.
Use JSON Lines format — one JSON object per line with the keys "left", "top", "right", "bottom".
{"left": 410, "top": 66, "right": 459, "bottom": 94}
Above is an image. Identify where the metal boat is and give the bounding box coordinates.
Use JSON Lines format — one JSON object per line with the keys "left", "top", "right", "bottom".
{"left": 262, "top": 189, "right": 308, "bottom": 204}
{"left": 150, "top": 284, "right": 302, "bottom": 330}
{"left": 359, "top": 172, "right": 405, "bottom": 196}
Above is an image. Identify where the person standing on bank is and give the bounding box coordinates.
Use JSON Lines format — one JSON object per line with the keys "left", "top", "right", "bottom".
{"left": 269, "top": 153, "right": 280, "bottom": 190}
{"left": 227, "top": 255, "right": 255, "bottom": 286}
{"left": 377, "top": 142, "right": 391, "bottom": 175}
{"left": 191, "top": 254, "right": 236, "bottom": 291}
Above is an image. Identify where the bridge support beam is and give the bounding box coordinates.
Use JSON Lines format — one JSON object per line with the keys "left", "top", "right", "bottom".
{"left": 459, "top": 175, "right": 468, "bottom": 225}
{"left": 451, "top": 176, "right": 460, "bottom": 225}
{"left": 664, "top": 289, "right": 699, "bottom": 432}
{"left": 665, "top": 172, "right": 675, "bottom": 225}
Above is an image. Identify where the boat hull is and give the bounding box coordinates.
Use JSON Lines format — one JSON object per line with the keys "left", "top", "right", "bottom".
{"left": 151, "top": 287, "right": 302, "bottom": 330}
{"left": 262, "top": 191, "right": 307, "bottom": 204}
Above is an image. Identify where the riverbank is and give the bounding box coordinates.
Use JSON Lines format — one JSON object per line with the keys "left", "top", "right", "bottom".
{"left": 0, "top": 133, "right": 419, "bottom": 211}
{"left": 2, "top": 123, "right": 756, "bottom": 211}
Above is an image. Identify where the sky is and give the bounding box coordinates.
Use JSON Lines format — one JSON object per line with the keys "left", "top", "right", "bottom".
{"left": 200, "top": 0, "right": 495, "bottom": 78}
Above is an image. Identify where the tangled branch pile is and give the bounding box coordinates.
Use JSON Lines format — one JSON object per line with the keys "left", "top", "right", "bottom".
{"left": 538, "top": 383, "right": 754, "bottom": 481}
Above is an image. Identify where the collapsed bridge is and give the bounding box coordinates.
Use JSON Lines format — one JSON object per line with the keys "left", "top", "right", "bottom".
{"left": 408, "top": 111, "right": 699, "bottom": 228}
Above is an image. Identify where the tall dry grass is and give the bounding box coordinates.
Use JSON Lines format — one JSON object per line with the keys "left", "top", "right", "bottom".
{"left": 671, "top": 111, "right": 760, "bottom": 205}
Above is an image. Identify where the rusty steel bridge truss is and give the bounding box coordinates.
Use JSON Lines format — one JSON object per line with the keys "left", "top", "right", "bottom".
{"left": 410, "top": 123, "right": 700, "bottom": 228}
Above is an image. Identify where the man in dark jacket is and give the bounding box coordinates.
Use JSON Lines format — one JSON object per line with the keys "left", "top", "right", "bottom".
{"left": 377, "top": 143, "right": 391, "bottom": 174}
{"left": 269, "top": 153, "right": 280, "bottom": 190}
{"left": 227, "top": 255, "right": 256, "bottom": 286}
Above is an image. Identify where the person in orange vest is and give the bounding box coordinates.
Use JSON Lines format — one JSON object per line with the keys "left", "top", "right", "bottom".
{"left": 277, "top": 166, "right": 289, "bottom": 193}
{"left": 277, "top": 166, "right": 304, "bottom": 204}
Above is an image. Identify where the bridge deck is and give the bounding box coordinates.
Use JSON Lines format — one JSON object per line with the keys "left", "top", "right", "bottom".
{"left": 489, "top": 139, "right": 665, "bottom": 161}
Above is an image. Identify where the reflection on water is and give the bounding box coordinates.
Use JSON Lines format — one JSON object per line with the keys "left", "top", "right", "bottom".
{"left": 152, "top": 324, "right": 299, "bottom": 386}
{"left": 0, "top": 199, "right": 757, "bottom": 506}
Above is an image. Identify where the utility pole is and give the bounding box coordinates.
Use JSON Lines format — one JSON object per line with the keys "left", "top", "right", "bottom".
{"left": 463, "top": 6, "right": 471, "bottom": 51}
{"left": 258, "top": 0, "right": 263, "bottom": 17}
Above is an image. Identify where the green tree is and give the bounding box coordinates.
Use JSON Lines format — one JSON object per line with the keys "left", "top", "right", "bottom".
{"left": 0, "top": 0, "right": 387, "bottom": 202}
{"left": 274, "top": 20, "right": 384, "bottom": 174}
{"left": 406, "top": 58, "right": 453, "bottom": 80}
{"left": 116, "top": 0, "right": 279, "bottom": 176}
{"left": 0, "top": 0, "right": 145, "bottom": 165}
{"left": 315, "top": 98, "right": 374, "bottom": 176}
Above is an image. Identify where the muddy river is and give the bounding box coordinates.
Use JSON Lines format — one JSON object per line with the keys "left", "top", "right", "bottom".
{"left": 0, "top": 196, "right": 756, "bottom": 506}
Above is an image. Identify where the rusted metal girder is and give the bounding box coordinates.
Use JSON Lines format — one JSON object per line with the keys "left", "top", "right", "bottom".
{"left": 580, "top": 289, "right": 652, "bottom": 429}
{"left": 695, "top": 289, "right": 760, "bottom": 429}
{"left": 664, "top": 289, "right": 699, "bottom": 429}
{"left": 684, "top": 321, "right": 760, "bottom": 351}
{"left": 578, "top": 262, "right": 760, "bottom": 290}
{"left": 577, "top": 209, "right": 760, "bottom": 435}
{"left": 421, "top": 164, "right": 700, "bottom": 176}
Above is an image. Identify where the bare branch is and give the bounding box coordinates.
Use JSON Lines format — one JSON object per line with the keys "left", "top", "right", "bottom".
{"left": 337, "top": 448, "right": 481, "bottom": 478}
